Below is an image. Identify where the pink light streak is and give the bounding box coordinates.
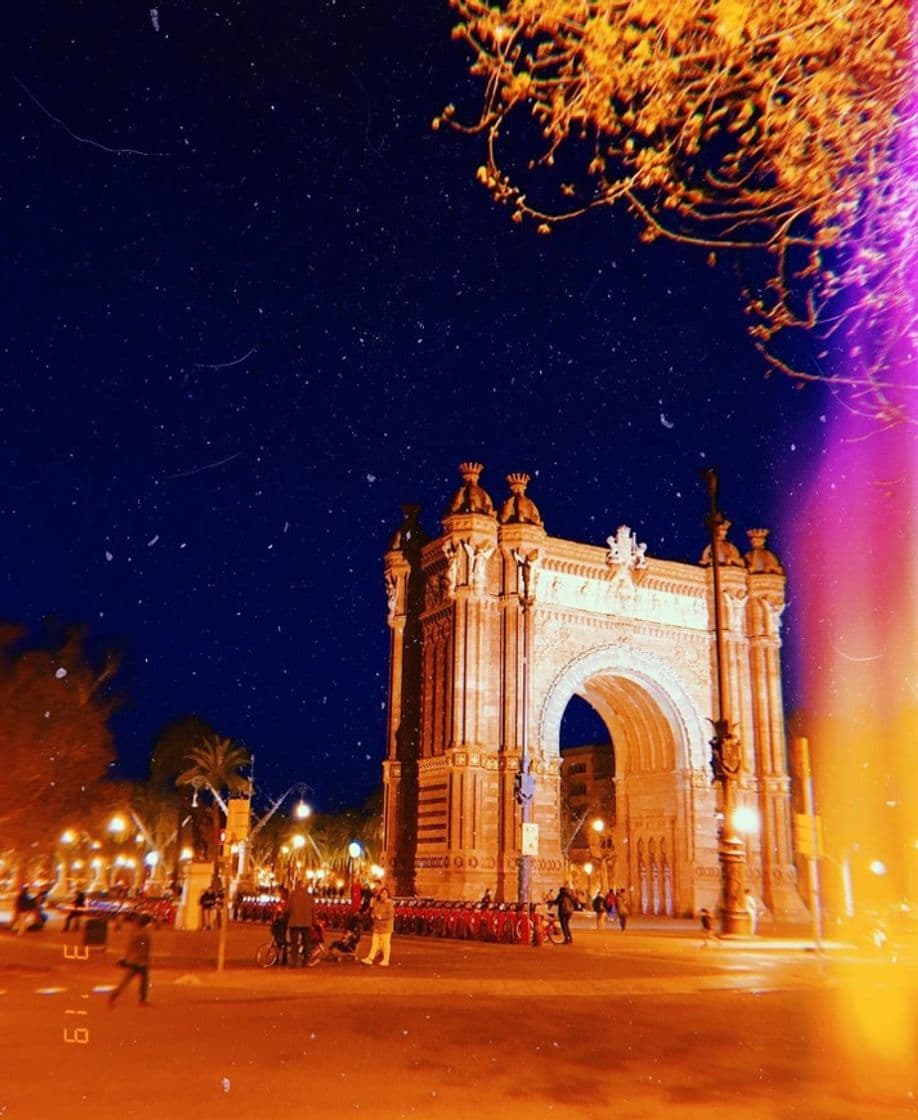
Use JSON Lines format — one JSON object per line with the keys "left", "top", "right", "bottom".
{"left": 785, "top": 26, "right": 918, "bottom": 908}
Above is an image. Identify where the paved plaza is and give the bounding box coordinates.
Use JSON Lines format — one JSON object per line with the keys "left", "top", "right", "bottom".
{"left": 1, "top": 913, "right": 915, "bottom": 1119}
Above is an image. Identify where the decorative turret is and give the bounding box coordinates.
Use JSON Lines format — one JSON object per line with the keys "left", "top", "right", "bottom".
{"left": 699, "top": 519, "right": 744, "bottom": 567}
{"left": 744, "top": 528, "right": 784, "bottom": 575}
{"left": 445, "top": 461, "right": 495, "bottom": 518}
{"left": 499, "top": 473, "right": 543, "bottom": 527}
{"left": 388, "top": 504, "right": 428, "bottom": 553}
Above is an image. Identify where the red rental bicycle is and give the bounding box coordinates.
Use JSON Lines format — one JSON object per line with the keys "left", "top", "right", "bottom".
{"left": 541, "top": 909, "right": 566, "bottom": 945}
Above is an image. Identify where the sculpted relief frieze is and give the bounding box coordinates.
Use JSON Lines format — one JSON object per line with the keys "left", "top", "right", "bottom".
{"left": 537, "top": 564, "right": 708, "bottom": 631}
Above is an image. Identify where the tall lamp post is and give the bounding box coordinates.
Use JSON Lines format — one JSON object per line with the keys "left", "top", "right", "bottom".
{"left": 513, "top": 549, "right": 537, "bottom": 906}
{"left": 591, "top": 818, "right": 611, "bottom": 895}
{"left": 701, "top": 468, "right": 750, "bottom": 935}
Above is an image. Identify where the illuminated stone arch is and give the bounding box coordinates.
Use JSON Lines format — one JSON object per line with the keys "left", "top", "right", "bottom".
{"left": 380, "top": 463, "right": 804, "bottom": 920}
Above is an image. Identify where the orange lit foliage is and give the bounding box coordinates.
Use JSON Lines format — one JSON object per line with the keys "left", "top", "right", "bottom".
{"left": 0, "top": 625, "right": 119, "bottom": 848}
{"left": 442, "top": 0, "right": 915, "bottom": 425}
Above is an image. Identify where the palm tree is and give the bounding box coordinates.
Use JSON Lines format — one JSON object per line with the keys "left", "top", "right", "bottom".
{"left": 176, "top": 736, "right": 250, "bottom": 882}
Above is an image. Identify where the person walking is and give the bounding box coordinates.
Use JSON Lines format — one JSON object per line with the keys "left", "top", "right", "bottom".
{"left": 615, "top": 888, "right": 630, "bottom": 931}
{"left": 109, "top": 915, "right": 153, "bottom": 1006}
{"left": 592, "top": 891, "right": 606, "bottom": 931}
{"left": 10, "top": 885, "right": 34, "bottom": 934}
{"left": 287, "top": 882, "right": 317, "bottom": 966}
{"left": 699, "top": 908, "right": 717, "bottom": 948}
{"left": 553, "top": 884, "right": 575, "bottom": 944}
{"left": 604, "top": 887, "right": 617, "bottom": 927}
{"left": 360, "top": 886, "right": 395, "bottom": 967}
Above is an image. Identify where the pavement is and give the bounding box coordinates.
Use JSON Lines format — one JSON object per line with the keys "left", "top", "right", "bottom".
{"left": 0, "top": 908, "right": 863, "bottom": 988}
{"left": 1, "top": 911, "right": 915, "bottom": 1119}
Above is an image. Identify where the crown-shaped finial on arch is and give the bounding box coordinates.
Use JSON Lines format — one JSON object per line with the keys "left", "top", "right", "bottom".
{"left": 446, "top": 461, "right": 494, "bottom": 517}
{"left": 458, "top": 461, "right": 485, "bottom": 484}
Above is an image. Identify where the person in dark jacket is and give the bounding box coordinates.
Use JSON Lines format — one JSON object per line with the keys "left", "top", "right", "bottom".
{"left": 271, "top": 885, "right": 290, "bottom": 965}
{"left": 11, "top": 886, "right": 34, "bottom": 934}
{"left": 199, "top": 888, "right": 216, "bottom": 930}
{"left": 553, "top": 885, "right": 575, "bottom": 944}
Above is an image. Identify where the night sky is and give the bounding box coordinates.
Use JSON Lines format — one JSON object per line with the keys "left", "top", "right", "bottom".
{"left": 4, "top": 2, "right": 825, "bottom": 811}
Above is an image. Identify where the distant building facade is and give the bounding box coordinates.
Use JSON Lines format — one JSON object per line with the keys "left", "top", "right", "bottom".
{"left": 381, "top": 463, "right": 803, "bottom": 918}
{"left": 559, "top": 743, "right": 616, "bottom": 887}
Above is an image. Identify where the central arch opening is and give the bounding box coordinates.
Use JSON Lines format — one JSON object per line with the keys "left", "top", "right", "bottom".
{"left": 549, "top": 669, "right": 683, "bottom": 916}
{"left": 559, "top": 696, "right": 616, "bottom": 903}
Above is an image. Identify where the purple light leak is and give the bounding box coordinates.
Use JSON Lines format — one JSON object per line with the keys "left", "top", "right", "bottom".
{"left": 784, "top": 33, "right": 918, "bottom": 900}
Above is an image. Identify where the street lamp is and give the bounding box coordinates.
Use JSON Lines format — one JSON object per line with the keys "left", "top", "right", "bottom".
{"left": 348, "top": 840, "right": 364, "bottom": 892}
{"left": 701, "top": 468, "right": 749, "bottom": 935}
{"left": 106, "top": 815, "right": 128, "bottom": 889}
{"left": 591, "top": 818, "right": 611, "bottom": 893}
{"left": 732, "top": 806, "right": 760, "bottom": 836}
{"left": 512, "top": 548, "right": 538, "bottom": 907}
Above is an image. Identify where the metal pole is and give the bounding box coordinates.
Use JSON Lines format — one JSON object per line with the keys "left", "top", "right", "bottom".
{"left": 701, "top": 468, "right": 748, "bottom": 936}
{"left": 512, "top": 549, "right": 538, "bottom": 907}
{"left": 798, "top": 737, "right": 823, "bottom": 950}
{"left": 217, "top": 855, "right": 229, "bottom": 972}
{"left": 518, "top": 583, "right": 532, "bottom": 907}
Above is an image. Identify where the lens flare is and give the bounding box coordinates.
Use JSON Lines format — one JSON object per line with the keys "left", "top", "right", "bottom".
{"left": 786, "top": 35, "right": 918, "bottom": 1079}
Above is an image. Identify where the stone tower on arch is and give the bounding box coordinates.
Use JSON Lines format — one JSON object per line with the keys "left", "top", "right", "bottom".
{"left": 381, "top": 463, "right": 803, "bottom": 918}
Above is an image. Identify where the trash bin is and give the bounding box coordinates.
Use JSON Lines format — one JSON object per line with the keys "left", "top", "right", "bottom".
{"left": 83, "top": 916, "right": 108, "bottom": 947}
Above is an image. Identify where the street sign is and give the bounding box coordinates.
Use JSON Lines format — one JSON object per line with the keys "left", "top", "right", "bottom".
{"left": 521, "top": 822, "right": 539, "bottom": 856}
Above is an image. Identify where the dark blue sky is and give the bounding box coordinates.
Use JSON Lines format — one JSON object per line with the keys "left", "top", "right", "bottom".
{"left": 3, "top": 2, "right": 824, "bottom": 810}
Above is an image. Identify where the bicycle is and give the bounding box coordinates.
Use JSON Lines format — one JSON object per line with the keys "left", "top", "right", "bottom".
{"left": 255, "top": 922, "right": 325, "bottom": 968}
{"left": 541, "top": 910, "right": 566, "bottom": 945}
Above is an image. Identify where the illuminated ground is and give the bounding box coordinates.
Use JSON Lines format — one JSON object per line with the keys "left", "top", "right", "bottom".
{"left": 1, "top": 915, "right": 914, "bottom": 1118}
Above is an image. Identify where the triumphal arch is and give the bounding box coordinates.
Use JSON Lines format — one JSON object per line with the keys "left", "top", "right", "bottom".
{"left": 381, "top": 463, "right": 802, "bottom": 918}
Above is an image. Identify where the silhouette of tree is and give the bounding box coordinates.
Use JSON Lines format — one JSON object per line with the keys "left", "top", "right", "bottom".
{"left": 0, "top": 623, "right": 120, "bottom": 851}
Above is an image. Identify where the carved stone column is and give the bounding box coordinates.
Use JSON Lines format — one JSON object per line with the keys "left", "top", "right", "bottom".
{"left": 381, "top": 505, "right": 426, "bottom": 895}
